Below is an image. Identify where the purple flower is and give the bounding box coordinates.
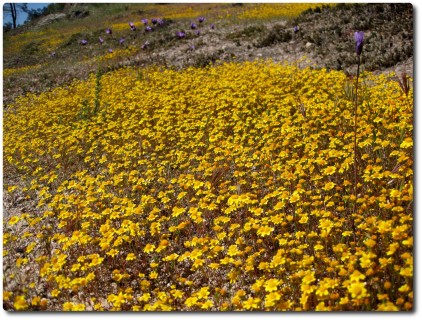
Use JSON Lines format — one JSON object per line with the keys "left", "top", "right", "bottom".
{"left": 142, "top": 18, "right": 148, "bottom": 25}
{"left": 195, "top": 30, "right": 200, "bottom": 36}
{"left": 189, "top": 45, "right": 195, "bottom": 51}
{"left": 210, "top": 24, "right": 215, "bottom": 30}
{"left": 354, "top": 31, "right": 364, "bottom": 56}
{"left": 119, "top": 37, "right": 125, "bottom": 45}
{"left": 106, "top": 28, "right": 112, "bottom": 35}
{"left": 141, "top": 41, "right": 150, "bottom": 49}
{"left": 145, "top": 26, "right": 152, "bottom": 32}
{"left": 198, "top": 17, "right": 205, "bottom": 23}
{"left": 176, "top": 31, "right": 186, "bottom": 39}
{"left": 51, "top": 51, "right": 56, "bottom": 57}
{"left": 108, "top": 48, "right": 113, "bottom": 53}
{"left": 129, "top": 22, "right": 136, "bottom": 31}
{"left": 99, "top": 37, "right": 104, "bottom": 44}
{"left": 294, "top": 26, "right": 299, "bottom": 33}
{"left": 190, "top": 22, "right": 197, "bottom": 30}
{"left": 80, "top": 39, "right": 88, "bottom": 45}
{"left": 152, "top": 18, "right": 158, "bottom": 25}
{"left": 157, "top": 18, "right": 164, "bottom": 26}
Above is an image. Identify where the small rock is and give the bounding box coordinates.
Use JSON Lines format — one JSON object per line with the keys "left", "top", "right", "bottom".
{"left": 37, "top": 13, "right": 67, "bottom": 26}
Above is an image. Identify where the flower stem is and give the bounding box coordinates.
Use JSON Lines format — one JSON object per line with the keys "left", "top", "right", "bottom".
{"left": 352, "top": 55, "right": 361, "bottom": 243}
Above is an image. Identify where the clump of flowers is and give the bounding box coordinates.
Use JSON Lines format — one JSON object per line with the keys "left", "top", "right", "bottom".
{"left": 3, "top": 61, "right": 412, "bottom": 311}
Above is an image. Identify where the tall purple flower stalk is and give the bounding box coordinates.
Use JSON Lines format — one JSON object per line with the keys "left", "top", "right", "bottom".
{"left": 106, "top": 28, "right": 112, "bottom": 35}
{"left": 119, "top": 37, "right": 125, "bottom": 45}
{"left": 129, "top": 22, "right": 136, "bottom": 31}
{"left": 142, "top": 18, "right": 148, "bottom": 25}
{"left": 190, "top": 22, "right": 197, "bottom": 30}
{"left": 352, "top": 31, "right": 364, "bottom": 241}
{"left": 198, "top": 17, "right": 205, "bottom": 23}
{"left": 99, "top": 37, "right": 104, "bottom": 44}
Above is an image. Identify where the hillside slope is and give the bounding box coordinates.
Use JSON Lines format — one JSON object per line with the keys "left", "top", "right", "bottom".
{"left": 3, "top": 3, "right": 413, "bottom": 106}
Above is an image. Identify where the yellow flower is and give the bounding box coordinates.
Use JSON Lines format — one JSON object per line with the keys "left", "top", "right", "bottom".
{"left": 171, "top": 290, "right": 184, "bottom": 300}
{"left": 209, "top": 262, "right": 220, "bottom": 269}
{"left": 14, "top": 295, "right": 28, "bottom": 310}
{"left": 106, "top": 248, "right": 119, "bottom": 257}
{"left": 264, "top": 278, "right": 280, "bottom": 292}
{"left": 349, "top": 270, "right": 366, "bottom": 282}
{"left": 172, "top": 206, "right": 185, "bottom": 217}
{"left": 322, "top": 181, "right": 336, "bottom": 191}
{"left": 399, "top": 267, "right": 413, "bottom": 277}
{"left": 377, "top": 301, "right": 399, "bottom": 311}
{"left": 316, "top": 301, "right": 332, "bottom": 311}
{"left": 290, "top": 191, "right": 301, "bottom": 203}
{"left": 8, "top": 216, "right": 20, "bottom": 226}
{"left": 364, "top": 238, "right": 376, "bottom": 248}
{"left": 302, "top": 271, "right": 316, "bottom": 285}
{"left": 184, "top": 296, "right": 198, "bottom": 308}
{"left": 390, "top": 189, "right": 401, "bottom": 198}
{"left": 63, "top": 302, "right": 74, "bottom": 311}
{"left": 201, "top": 299, "right": 214, "bottom": 309}
{"left": 195, "top": 286, "right": 210, "bottom": 299}
{"left": 315, "top": 282, "right": 330, "bottom": 298}
{"left": 144, "top": 243, "right": 156, "bottom": 253}
{"left": 51, "top": 289, "right": 61, "bottom": 298}
{"left": 243, "top": 297, "right": 259, "bottom": 310}
{"left": 257, "top": 225, "right": 274, "bottom": 237}
{"left": 227, "top": 244, "right": 240, "bottom": 256}
{"left": 400, "top": 137, "right": 412, "bottom": 148}
{"left": 138, "top": 293, "right": 151, "bottom": 302}
{"left": 3, "top": 291, "right": 13, "bottom": 301}
{"left": 323, "top": 166, "right": 336, "bottom": 175}
{"left": 398, "top": 284, "right": 410, "bottom": 292}
{"left": 314, "top": 244, "right": 324, "bottom": 251}
{"left": 126, "top": 253, "right": 136, "bottom": 261}
{"left": 31, "top": 296, "right": 41, "bottom": 306}
{"left": 264, "top": 292, "right": 281, "bottom": 308}
{"left": 347, "top": 282, "right": 368, "bottom": 299}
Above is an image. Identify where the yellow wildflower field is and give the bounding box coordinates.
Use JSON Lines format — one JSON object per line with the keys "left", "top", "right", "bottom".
{"left": 3, "top": 60, "right": 413, "bottom": 311}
